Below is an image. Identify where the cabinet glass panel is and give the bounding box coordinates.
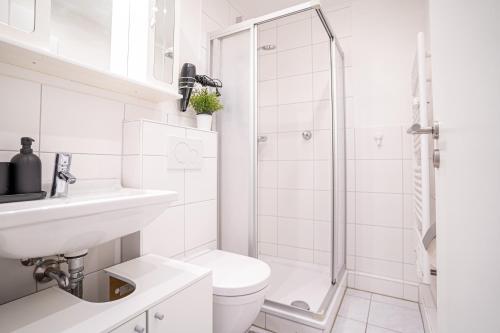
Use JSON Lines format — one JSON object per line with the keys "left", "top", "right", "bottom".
{"left": 152, "top": 0, "right": 175, "bottom": 84}
{"left": 50, "top": 0, "right": 117, "bottom": 71}
{"left": 0, "top": 0, "right": 35, "bottom": 32}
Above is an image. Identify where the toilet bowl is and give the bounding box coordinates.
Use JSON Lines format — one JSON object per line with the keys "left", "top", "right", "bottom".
{"left": 190, "top": 250, "right": 271, "bottom": 333}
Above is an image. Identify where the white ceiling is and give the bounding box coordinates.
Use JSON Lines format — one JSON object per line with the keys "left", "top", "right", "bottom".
{"left": 227, "top": 0, "right": 306, "bottom": 19}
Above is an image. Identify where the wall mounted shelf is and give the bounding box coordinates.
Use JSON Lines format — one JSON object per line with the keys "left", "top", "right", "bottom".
{"left": 0, "top": 36, "right": 182, "bottom": 103}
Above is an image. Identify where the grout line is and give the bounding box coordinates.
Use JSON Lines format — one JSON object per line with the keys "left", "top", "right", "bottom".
{"left": 349, "top": 254, "right": 407, "bottom": 264}
{"left": 364, "top": 293, "right": 373, "bottom": 333}
{"left": 349, "top": 222, "right": 405, "bottom": 230}
{"left": 352, "top": 127, "right": 357, "bottom": 284}
{"left": 273, "top": 28, "right": 279, "bottom": 259}
{"left": 40, "top": 151, "right": 123, "bottom": 157}
{"left": 260, "top": 98, "right": 331, "bottom": 108}
{"left": 38, "top": 84, "right": 43, "bottom": 153}
{"left": 258, "top": 159, "right": 332, "bottom": 163}
{"left": 258, "top": 68, "right": 332, "bottom": 82}
{"left": 308, "top": 16, "right": 318, "bottom": 264}
{"left": 367, "top": 324, "right": 401, "bottom": 333}
{"left": 183, "top": 167, "right": 187, "bottom": 255}
{"left": 259, "top": 241, "right": 331, "bottom": 255}
{"left": 370, "top": 298, "right": 420, "bottom": 311}
{"left": 258, "top": 186, "right": 330, "bottom": 191}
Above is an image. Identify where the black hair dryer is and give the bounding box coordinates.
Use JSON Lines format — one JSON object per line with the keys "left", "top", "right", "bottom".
{"left": 179, "top": 63, "right": 196, "bottom": 112}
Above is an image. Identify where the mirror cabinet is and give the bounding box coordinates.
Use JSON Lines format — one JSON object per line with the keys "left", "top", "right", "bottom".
{"left": 0, "top": 0, "right": 178, "bottom": 94}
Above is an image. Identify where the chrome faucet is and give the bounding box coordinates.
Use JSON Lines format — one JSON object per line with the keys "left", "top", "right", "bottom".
{"left": 51, "top": 153, "right": 76, "bottom": 197}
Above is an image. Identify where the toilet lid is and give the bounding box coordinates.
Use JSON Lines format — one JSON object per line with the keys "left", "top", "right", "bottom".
{"left": 190, "top": 250, "right": 271, "bottom": 297}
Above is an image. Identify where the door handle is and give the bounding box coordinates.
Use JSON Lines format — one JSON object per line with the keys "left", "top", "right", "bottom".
{"left": 407, "top": 121, "right": 439, "bottom": 139}
{"left": 134, "top": 325, "right": 145, "bottom": 333}
{"left": 154, "top": 312, "right": 165, "bottom": 320}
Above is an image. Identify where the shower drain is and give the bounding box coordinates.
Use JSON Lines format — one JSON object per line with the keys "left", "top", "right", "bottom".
{"left": 290, "top": 300, "right": 310, "bottom": 310}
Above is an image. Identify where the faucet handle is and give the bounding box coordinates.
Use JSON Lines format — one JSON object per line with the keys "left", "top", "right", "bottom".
{"left": 58, "top": 171, "right": 76, "bottom": 184}
{"left": 51, "top": 153, "right": 76, "bottom": 197}
{"left": 55, "top": 153, "right": 72, "bottom": 171}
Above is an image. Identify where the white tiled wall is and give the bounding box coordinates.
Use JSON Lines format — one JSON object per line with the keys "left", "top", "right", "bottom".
{"left": 256, "top": 11, "right": 333, "bottom": 266}
{"left": 122, "top": 120, "right": 218, "bottom": 259}
{"left": 162, "top": 0, "right": 242, "bottom": 125}
{"left": 0, "top": 70, "right": 134, "bottom": 305}
{"left": 330, "top": 0, "right": 424, "bottom": 301}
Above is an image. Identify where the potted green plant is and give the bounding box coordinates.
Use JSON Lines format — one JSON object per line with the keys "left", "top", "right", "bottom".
{"left": 189, "top": 88, "right": 223, "bottom": 130}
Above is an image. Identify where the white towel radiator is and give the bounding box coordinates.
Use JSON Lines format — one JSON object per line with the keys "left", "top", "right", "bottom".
{"left": 409, "top": 32, "right": 435, "bottom": 284}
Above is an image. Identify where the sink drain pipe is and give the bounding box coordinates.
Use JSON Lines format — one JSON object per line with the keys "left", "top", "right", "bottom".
{"left": 21, "top": 249, "right": 88, "bottom": 299}
{"left": 65, "top": 251, "right": 87, "bottom": 298}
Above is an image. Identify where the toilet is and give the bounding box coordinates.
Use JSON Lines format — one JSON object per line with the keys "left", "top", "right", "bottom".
{"left": 190, "top": 250, "right": 271, "bottom": 333}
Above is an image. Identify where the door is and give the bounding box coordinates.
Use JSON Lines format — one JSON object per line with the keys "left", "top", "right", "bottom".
{"left": 111, "top": 313, "right": 147, "bottom": 333}
{"left": 147, "top": 277, "right": 212, "bottom": 332}
{"left": 429, "top": 1, "right": 500, "bottom": 332}
{"left": 212, "top": 28, "right": 255, "bottom": 256}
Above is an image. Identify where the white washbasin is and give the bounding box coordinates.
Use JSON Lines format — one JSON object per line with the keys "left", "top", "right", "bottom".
{"left": 0, "top": 188, "right": 177, "bottom": 259}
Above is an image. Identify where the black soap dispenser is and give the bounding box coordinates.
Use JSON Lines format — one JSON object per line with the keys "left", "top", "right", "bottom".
{"left": 10, "top": 137, "right": 41, "bottom": 194}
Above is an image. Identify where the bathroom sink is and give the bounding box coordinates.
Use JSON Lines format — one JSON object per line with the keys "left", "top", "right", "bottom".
{"left": 0, "top": 188, "right": 177, "bottom": 259}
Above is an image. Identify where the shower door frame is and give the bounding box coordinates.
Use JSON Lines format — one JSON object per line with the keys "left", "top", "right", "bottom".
{"left": 210, "top": 0, "right": 347, "bottom": 320}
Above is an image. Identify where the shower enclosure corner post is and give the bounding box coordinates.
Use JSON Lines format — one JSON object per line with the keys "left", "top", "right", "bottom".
{"left": 331, "top": 36, "right": 348, "bottom": 283}
{"left": 330, "top": 39, "right": 337, "bottom": 286}
{"left": 249, "top": 23, "right": 258, "bottom": 258}
{"left": 211, "top": 36, "right": 222, "bottom": 251}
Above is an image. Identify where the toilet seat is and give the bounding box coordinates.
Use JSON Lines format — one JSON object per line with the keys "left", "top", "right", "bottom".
{"left": 190, "top": 250, "right": 271, "bottom": 297}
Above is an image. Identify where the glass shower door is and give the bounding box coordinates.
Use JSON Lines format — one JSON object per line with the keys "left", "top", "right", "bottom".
{"left": 255, "top": 8, "right": 345, "bottom": 314}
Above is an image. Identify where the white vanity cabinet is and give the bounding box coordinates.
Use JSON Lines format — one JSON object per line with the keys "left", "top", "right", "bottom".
{"left": 0, "top": 255, "right": 212, "bottom": 333}
{"left": 112, "top": 313, "right": 147, "bottom": 333}
{"left": 110, "top": 277, "right": 212, "bottom": 333}
{"left": 147, "top": 277, "right": 213, "bottom": 332}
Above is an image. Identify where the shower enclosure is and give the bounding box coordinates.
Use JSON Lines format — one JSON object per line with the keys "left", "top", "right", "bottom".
{"left": 211, "top": 1, "right": 346, "bottom": 321}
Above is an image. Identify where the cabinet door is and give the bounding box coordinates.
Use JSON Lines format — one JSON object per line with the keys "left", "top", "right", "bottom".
{"left": 0, "top": 0, "right": 50, "bottom": 48}
{"left": 148, "top": 276, "right": 212, "bottom": 333}
{"left": 111, "top": 313, "right": 147, "bottom": 333}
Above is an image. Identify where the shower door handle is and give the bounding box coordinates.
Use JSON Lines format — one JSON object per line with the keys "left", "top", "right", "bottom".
{"left": 257, "top": 136, "right": 268, "bottom": 143}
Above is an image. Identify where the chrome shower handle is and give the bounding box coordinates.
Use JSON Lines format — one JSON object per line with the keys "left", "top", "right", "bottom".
{"left": 407, "top": 121, "right": 439, "bottom": 139}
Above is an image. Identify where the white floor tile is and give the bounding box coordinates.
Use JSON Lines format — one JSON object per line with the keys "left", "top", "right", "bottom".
{"left": 368, "top": 301, "right": 424, "bottom": 333}
{"left": 371, "top": 294, "right": 419, "bottom": 310}
{"left": 338, "top": 295, "right": 371, "bottom": 322}
{"left": 366, "top": 326, "right": 399, "bottom": 333}
{"left": 331, "top": 316, "right": 366, "bottom": 333}
{"left": 345, "top": 288, "right": 372, "bottom": 300}
{"left": 249, "top": 326, "right": 272, "bottom": 333}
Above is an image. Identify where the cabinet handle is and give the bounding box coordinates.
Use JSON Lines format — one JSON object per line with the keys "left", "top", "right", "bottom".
{"left": 154, "top": 312, "right": 165, "bottom": 321}
{"left": 134, "top": 325, "right": 145, "bottom": 333}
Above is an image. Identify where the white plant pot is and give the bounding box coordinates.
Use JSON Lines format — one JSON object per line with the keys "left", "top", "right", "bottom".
{"left": 196, "top": 114, "right": 213, "bottom": 130}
